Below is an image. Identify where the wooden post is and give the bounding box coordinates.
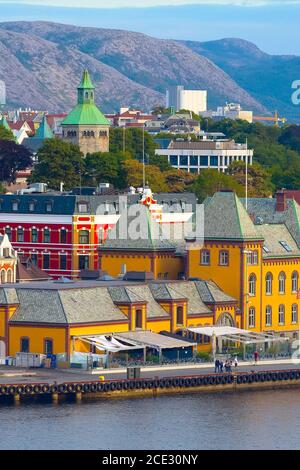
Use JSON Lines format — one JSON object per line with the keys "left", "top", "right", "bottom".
{"left": 52, "top": 393, "right": 59, "bottom": 403}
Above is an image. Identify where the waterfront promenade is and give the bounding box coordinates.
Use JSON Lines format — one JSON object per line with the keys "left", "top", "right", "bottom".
{"left": 0, "top": 359, "right": 299, "bottom": 384}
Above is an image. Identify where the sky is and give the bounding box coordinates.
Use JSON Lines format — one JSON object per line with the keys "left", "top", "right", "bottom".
{"left": 0, "top": 1, "right": 299, "bottom": 54}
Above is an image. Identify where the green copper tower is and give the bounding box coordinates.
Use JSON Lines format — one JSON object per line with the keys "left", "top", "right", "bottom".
{"left": 62, "top": 69, "right": 110, "bottom": 155}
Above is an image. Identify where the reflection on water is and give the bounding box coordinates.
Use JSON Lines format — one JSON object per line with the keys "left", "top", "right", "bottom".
{"left": 0, "top": 389, "right": 299, "bottom": 450}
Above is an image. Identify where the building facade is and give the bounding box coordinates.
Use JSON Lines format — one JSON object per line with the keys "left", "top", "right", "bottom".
{"left": 166, "top": 86, "right": 207, "bottom": 114}
{"left": 155, "top": 139, "right": 253, "bottom": 174}
{"left": 62, "top": 69, "right": 110, "bottom": 155}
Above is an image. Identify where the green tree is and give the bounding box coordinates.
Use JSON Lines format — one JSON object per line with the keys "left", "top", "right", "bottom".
{"left": 0, "top": 182, "right": 6, "bottom": 194}
{"left": 84, "top": 151, "right": 129, "bottom": 188}
{"left": 109, "top": 128, "right": 157, "bottom": 161}
{"left": 29, "top": 139, "right": 84, "bottom": 190}
{"left": 193, "top": 169, "right": 244, "bottom": 202}
{"left": 0, "top": 141, "right": 32, "bottom": 183}
{"left": 227, "top": 161, "right": 274, "bottom": 197}
{"left": 164, "top": 169, "right": 197, "bottom": 193}
{"left": 148, "top": 155, "right": 172, "bottom": 172}
{"left": 279, "top": 125, "right": 300, "bottom": 152}
{"left": 122, "top": 160, "right": 168, "bottom": 193}
{"left": 0, "top": 125, "right": 14, "bottom": 141}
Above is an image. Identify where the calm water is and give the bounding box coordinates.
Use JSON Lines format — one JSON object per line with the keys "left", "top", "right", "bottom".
{"left": 0, "top": 389, "right": 299, "bottom": 450}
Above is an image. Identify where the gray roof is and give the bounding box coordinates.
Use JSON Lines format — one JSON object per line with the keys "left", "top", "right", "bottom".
{"left": 9, "top": 287, "right": 128, "bottom": 324}
{"left": 203, "top": 192, "right": 261, "bottom": 241}
{"left": 108, "top": 286, "right": 145, "bottom": 304}
{"left": 120, "top": 285, "right": 169, "bottom": 319}
{"left": 195, "top": 280, "right": 236, "bottom": 304}
{"left": 255, "top": 224, "right": 300, "bottom": 259}
{"left": 166, "top": 282, "right": 211, "bottom": 315}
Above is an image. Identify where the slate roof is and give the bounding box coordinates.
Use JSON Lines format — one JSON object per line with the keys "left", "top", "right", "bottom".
{"left": 195, "top": 280, "right": 236, "bottom": 304}
{"left": 8, "top": 287, "right": 128, "bottom": 325}
{"left": 101, "top": 204, "right": 176, "bottom": 252}
{"left": 120, "top": 285, "right": 169, "bottom": 319}
{"left": 166, "top": 282, "right": 211, "bottom": 315}
{"left": 255, "top": 224, "right": 300, "bottom": 259}
{"left": 203, "top": 191, "right": 261, "bottom": 241}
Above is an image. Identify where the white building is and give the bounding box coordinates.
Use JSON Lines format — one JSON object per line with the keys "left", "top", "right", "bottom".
{"left": 155, "top": 139, "right": 253, "bottom": 174}
{"left": 166, "top": 86, "right": 207, "bottom": 115}
{"left": 201, "top": 103, "right": 253, "bottom": 124}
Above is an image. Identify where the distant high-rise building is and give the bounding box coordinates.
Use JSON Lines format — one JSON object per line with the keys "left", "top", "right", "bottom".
{"left": 166, "top": 85, "right": 207, "bottom": 115}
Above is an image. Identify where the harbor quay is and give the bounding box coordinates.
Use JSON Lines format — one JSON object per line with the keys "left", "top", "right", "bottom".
{"left": 0, "top": 361, "right": 300, "bottom": 405}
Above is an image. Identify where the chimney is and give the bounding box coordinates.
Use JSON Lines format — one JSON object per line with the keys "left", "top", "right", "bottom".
{"left": 276, "top": 189, "right": 287, "bottom": 212}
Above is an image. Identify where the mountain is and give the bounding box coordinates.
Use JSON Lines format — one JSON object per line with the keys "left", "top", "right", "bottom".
{"left": 0, "top": 21, "right": 266, "bottom": 114}
{"left": 181, "top": 38, "right": 300, "bottom": 122}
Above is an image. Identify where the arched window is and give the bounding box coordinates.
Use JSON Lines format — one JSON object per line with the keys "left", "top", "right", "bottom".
{"left": 279, "top": 272, "right": 286, "bottom": 294}
{"left": 265, "top": 272, "right": 273, "bottom": 295}
{"left": 79, "top": 230, "right": 89, "bottom": 244}
{"left": 60, "top": 229, "right": 67, "bottom": 244}
{"left": 17, "top": 227, "right": 24, "bottom": 242}
{"left": 249, "top": 274, "right": 256, "bottom": 296}
{"left": 265, "top": 306, "right": 272, "bottom": 327}
{"left": 44, "top": 338, "right": 53, "bottom": 355}
{"left": 6, "top": 269, "right": 13, "bottom": 283}
{"left": 85, "top": 91, "right": 89, "bottom": 99}
{"left": 0, "top": 270, "right": 6, "bottom": 284}
{"left": 292, "top": 304, "right": 298, "bottom": 324}
{"left": 249, "top": 307, "right": 256, "bottom": 328}
{"left": 278, "top": 305, "right": 285, "bottom": 325}
{"left": 292, "top": 271, "right": 299, "bottom": 293}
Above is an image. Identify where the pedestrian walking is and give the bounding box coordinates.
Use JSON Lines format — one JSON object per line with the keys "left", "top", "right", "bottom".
{"left": 219, "top": 360, "right": 224, "bottom": 373}
{"left": 214, "top": 359, "right": 220, "bottom": 373}
{"left": 234, "top": 356, "right": 238, "bottom": 368}
{"left": 253, "top": 350, "right": 259, "bottom": 365}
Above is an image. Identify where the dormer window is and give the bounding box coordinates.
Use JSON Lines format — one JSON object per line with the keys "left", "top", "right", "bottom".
{"left": 12, "top": 201, "right": 19, "bottom": 211}
{"left": 78, "top": 202, "right": 88, "bottom": 213}
{"left": 45, "top": 201, "right": 53, "bottom": 213}
{"left": 29, "top": 201, "right": 36, "bottom": 212}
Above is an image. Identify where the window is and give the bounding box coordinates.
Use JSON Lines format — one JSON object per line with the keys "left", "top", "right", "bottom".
{"left": 12, "top": 201, "right": 19, "bottom": 211}
{"left": 179, "top": 155, "right": 188, "bottom": 166}
{"left": 20, "top": 337, "right": 29, "bottom": 353}
{"left": 279, "top": 272, "right": 286, "bottom": 294}
{"left": 78, "top": 203, "right": 88, "bottom": 213}
{"left": 200, "top": 156, "right": 208, "bottom": 166}
{"left": 249, "top": 274, "right": 256, "bottom": 296}
{"left": 3, "top": 248, "right": 9, "bottom": 258}
{"left": 177, "top": 306, "right": 184, "bottom": 325}
{"left": 219, "top": 250, "right": 229, "bottom": 266}
{"left": 43, "top": 253, "right": 50, "bottom": 270}
{"left": 170, "top": 155, "right": 178, "bottom": 166}
{"left": 29, "top": 201, "right": 35, "bottom": 212}
{"left": 60, "top": 229, "right": 67, "bottom": 244}
{"left": 265, "top": 273, "right": 273, "bottom": 295}
{"left": 6, "top": 269, "right": 13, "bottom": 283}
{"left": 45, "top": 202, "right": 52, "bottom": 213}
{"left": 249, "top": 307, "right": 256, "bottom": 328}
{"left": 0, "top": 270, "right": 5, "bottom": 284}
{"left": 44, "top": 339, "right": 53, "bottom": 355}
{"left": 210, "top": 155, "right": 218, "bottom": 167}
{"left": 278, "top": 305, "right": 285, "bottom": 325}
{"left": 5, "top": 227, "right": 11, "bottom": 241}
{"left": 292, "top": 304, "right": 298, "bottom": 324}
{"left": 43, "top": 228, "right": 50, "bottom": 243}
{"left": 292, "top": 271, "right": 299, "bottom": 293}
{"left": 265, "top": 306, "right": 272, "bottom": 327}
{"left": 60, "top": 253, "right": 67, "bottom": 271}
{"left": 200, "top": 250, "right": 210, "bottom": 265}
{"left": 135, "top": 310, "right": 143, "bottom": 329}
{"left": 79, "top": 230, "right": 89, "bottom": 244}
{"left": 30, "top": 253, "right": 38, "bottom": 266}
{"left": 17, "top": 228, "right": 24, "bottom": 242}
{"left": 247, "top": 251, "right": 258, "bottom": 265}
{"left": 31, "top": 228, "right": 38, "bottom": 243}
{"left": 78, "top": 255, "right": 89, "bottom": 270}
{"left": 279, "top": 241, "right": 293, "bottom": 252}
{"left": 190, "top": 155, "right": 198, "bottom": 166}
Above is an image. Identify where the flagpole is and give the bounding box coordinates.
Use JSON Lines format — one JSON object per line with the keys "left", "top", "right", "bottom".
{"left": 245, "top": 138, "right": 248, "bottom": 211}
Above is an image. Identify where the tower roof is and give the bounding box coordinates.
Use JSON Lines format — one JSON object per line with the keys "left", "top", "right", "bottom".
{"left": 62, "top": 69, "right": 109, "bottom": 127}
{"left": 78, "top": 69, "right": 95, "bottom": 90}
{"left": 0, "top": 114, "right": 10, "bottom": 131}
{"left": 32, "top": 116, "right": 53, "bottom": 140}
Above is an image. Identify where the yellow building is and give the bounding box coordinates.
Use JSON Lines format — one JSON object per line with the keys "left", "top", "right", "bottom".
{"left": 187, "top": 190, "right": 300, "bottom": 339}
{"left": 0, "top": 278, "right": 238, "bottom": 361}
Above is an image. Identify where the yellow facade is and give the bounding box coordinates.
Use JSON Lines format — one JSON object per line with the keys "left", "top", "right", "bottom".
{"left": 9, "top": 326, "right": 66, "bottom": 356}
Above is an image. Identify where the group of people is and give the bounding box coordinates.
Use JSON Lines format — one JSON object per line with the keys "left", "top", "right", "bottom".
{"left": 214, "top": 357, "right": 238, "bottom": 374}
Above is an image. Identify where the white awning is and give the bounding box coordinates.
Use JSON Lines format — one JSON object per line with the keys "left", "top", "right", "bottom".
{"left": 187, "top": 326, "right": 289, "bottom": 345}
{"left": 115, "top": 331, "right": 196, "bottom": 351}
{"left": 77, "top": 335, "right": 143, "bottom": 352}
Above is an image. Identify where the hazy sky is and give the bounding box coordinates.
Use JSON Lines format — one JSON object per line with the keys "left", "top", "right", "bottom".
{"left": 0, "top": 1, "right": 300, "bottom": 6}
{"left": 0, "top": 1, "right": 299, "bottom": 54}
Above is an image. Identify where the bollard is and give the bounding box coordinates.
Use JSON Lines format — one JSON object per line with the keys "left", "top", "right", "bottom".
{"left": 14, "top": 394, "right": 21, "bottom": 405}
{"left": 76, "top": 392, "right": 82, "bottom": 403}
{"left": 52, "top": 392, "right": 59, "bottom": 404}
